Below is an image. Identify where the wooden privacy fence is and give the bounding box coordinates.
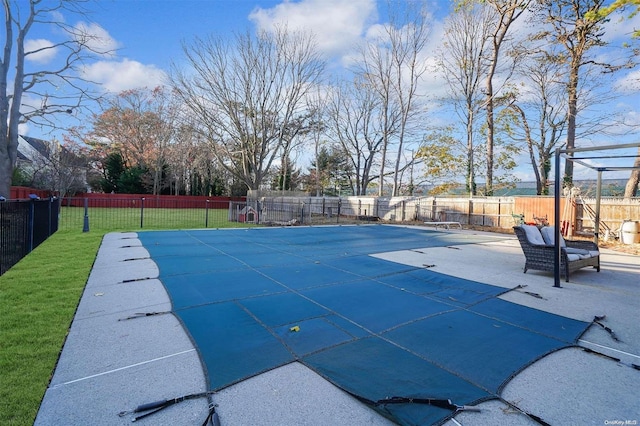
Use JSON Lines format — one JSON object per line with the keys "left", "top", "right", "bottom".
{"left": 249, "top": 195, "right": 640, "bottom": 235}
{"left": 574, "top": 198, "right": 640, "bottom": 238}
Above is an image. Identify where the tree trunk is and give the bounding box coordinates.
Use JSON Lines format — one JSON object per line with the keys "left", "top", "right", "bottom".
{"left": 623, "top": 146, "right": 640, "bottom": 199}
{"left": 0, "top": 152, "right": 11, "bottom": 199}
{"left": 564, "top": 64, "right": 579, "bottom": 187}
{"left": 485, "top": 74, "right": 494, "bottom": 196}
{"left": 378, "top": 104, "right": 389, "bottom": 197}
{"left": 466, "top": 110, "right": 476, "bottom": 196}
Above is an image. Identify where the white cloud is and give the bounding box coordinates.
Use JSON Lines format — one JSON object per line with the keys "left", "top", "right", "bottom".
{"left": 24, "top": 39, "right": 58, "bottom": 64}
{"left": 74, "top": 21, "right": 120, "bottom": 57}
{"left": 416, "top": 17, "right": 449, "bottom": 100}
{"left": 614, "top": 69, "right": 640, "bottom": 93}
{"left": 622, "top": 110, "right": 640, "bottom": 127}
{"left": 602, "top": 8, "right": 640, "bottom": 42}
{"left": 81, "top": 59, "right": 167, "bottom": 93}
{"left": 249, "top": 0, "right": 378, "bottom": 57}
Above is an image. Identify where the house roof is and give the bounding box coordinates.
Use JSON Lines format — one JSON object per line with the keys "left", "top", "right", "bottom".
{"left": 17, "top": 135, "right": 50, "bottom": 162}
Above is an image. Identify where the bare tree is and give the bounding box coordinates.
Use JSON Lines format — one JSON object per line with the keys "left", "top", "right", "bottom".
{"left": 534, "top": 0, "right": 609, "bottom": 186}
{"left": 171, "top": 27, "right": 324, "bottom": 191}
{"left": 1, "top": 0, "right": 109, "bottom": 198}
{"left": 356, "top": 26, "right": 397, "bottom": 196}
{"left": 356, "top": 1, "right": 429, "bottom": 196}
{"left": 304, "top": 87, "right": 329, "bottom": 196}
{"left": 483, "top": 0, "right": 530, "bottom": 196}
{"left": 501, "top": 49, "right": 568, "bottom": 195}
{"left": 438, "top": 2, "right": 494, "bottom": 195}
{"left": 326, "top": 78, "right": 384, "bottom": 196}
{"left": 387, "top": 4, "right": 430, "bottom": 197}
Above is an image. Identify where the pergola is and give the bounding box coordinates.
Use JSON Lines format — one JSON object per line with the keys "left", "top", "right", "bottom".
{"left": 553, "top": 142, "right": 640, "bottom": 287}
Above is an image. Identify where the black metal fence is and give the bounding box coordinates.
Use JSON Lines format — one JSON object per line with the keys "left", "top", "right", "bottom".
{"left": 0, "top": 198, "right": 60, "bottom": 275}
{"left": 59, "top": 197, "right": 247, "bottom": 232}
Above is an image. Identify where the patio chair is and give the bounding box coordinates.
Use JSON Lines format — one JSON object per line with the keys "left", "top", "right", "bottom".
{"left": 513, "top": 225, "right": 600, "bottom": 282}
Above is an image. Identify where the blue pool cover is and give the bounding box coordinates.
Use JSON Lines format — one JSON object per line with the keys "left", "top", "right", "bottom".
{"left": 137, "top": 225, "right": 589, "bottom": 425}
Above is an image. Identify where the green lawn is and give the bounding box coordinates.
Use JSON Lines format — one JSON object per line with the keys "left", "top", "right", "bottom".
{"left": 0, "top": 231, "right": 103, "bottom": 426}
{"left": 0, "top": 213, "right": 253, "bottom": 426}
{"left": 59, "top": 206, "right": 256, "bottom": 232}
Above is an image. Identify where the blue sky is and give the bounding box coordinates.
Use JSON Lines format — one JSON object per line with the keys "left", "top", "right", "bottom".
{"left": 90, "top": 0, "right": 283, "bottom": 68}
{"left": 75, "top": 0, "right": 405, "bottom": 91}
{"left": 20, "top": 0, "right": 640, "bottom": 182}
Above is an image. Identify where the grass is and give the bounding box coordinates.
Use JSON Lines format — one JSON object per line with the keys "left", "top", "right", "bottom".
{"left": 0, "top": 212, "right": 254, "bottom": 426}
{"left": 58, "top": 206, "right": 256, "bottom": 232}
{"left": 0, "top": 231, "right": 103, "bottom": 426}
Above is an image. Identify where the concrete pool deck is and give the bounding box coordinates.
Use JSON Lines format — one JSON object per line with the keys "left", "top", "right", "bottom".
{"left": 35, "top": 225, "right": 640, "bottom": 425}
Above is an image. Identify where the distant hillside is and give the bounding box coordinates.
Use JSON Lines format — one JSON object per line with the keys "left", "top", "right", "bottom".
{"left": 422, "top": 179, "right": 632, "bottom": 197}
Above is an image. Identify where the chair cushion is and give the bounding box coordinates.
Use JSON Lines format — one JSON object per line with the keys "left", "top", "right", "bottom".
{"left": 522, "top": 225, "right": 546, "bottom": 245}
{"left": 565, "top": 247, "right": 590, "bottom": 256}
{"left": 540, "top": 226, "right": 566, "bottom": 247}
{"left": 564, "top": 248, "right": 598, "bottom": 260}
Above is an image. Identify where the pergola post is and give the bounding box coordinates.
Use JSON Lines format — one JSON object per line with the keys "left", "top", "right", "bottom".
{"left": 594, "top": 170, "right": 602, "bottom": 245}
{"left": 554, "top": 148, "right": 562, "bottom": 288}
{"left": 552, "top": 142, "right": 640, "bottom": 288}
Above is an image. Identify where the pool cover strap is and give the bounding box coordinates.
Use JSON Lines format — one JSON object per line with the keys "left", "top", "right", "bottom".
{"left": 375, "top": 396, "right": 480, "bottom": 412}
{"left": 592, "top": 315, "right": 620, "bottom": 342}
{"left": 119, "top": 390, "right": 217, "bottom": 423}
{"left": 373, "top": 395, "right": 551, "bottom": 426}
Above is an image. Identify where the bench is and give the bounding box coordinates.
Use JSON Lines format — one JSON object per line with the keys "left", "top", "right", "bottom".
{"left": 513, "top": 225, "right": 600, "bottom": 282}
{"left": 424, "top": 221, "right": 462, "bottom": 230}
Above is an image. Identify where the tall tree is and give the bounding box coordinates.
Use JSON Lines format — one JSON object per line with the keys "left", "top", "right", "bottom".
{"left": 483, "top": 0, "right": 530, "bottom": 196}
{"left": 357, "top": 20, "right": 398, "bottom": 197}
{"left": 501, "top": 49, "right": 568, "bottom": 195}
{"left": 271, "top": 155, "right": 301, "bottom": 191}
{"left": 306, "top": 144, "right": 352, "bottom": 196}
{"left": 585, "top": 0, "right": 640, "bottom": 198}
{"left": 439, "top": 1, "right": 493, "bottom": 195}
{"left": 89, "top": 87, "right": 176, "bottom": 194}
{"left": 304, "top": 87, "right": 329, "bottom": 196}
{"left": 387, "top": 3, "right": 430, "bottom": 196}
{"left": 356, "top": 1, "right": 429, "bottom": 196}
{"left": 1, "top": 0, "right": 109, "bottom": 198}
{"left": 171, "top": 27, "right": 325, "bottom": 192}
{"left": 535, "top": 0, "right": 610, "bottom": 186}
{"left": 326, "top": 77, "right": 384, "bottom": 196}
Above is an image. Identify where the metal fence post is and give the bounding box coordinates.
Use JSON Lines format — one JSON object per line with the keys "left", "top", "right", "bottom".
{"left": 256, "top": 199, "right": 262, "bottom": 225}
{"left": 28, "top": 199, "right": 35, "bottom": 252}
{"left": 83, "top": 198, "right": 90, "bottom": 232}
{"left": 205, "top": 200, "right": 210, "bottom": 228}
{"left": 140, "top": 197, "right": 145, "bottom": 228}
